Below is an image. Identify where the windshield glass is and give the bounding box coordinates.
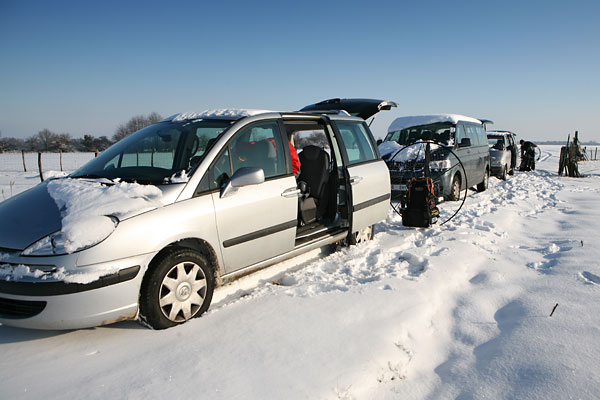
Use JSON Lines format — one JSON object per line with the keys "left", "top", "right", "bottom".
{"left": 71, "top": 120, "right": 232, "bottom": 184}
{"left": 385, "top": 123, "right": 455, "bottom": 146}
{"left": 487, "top": 134, "right": 504, "bottom": 149}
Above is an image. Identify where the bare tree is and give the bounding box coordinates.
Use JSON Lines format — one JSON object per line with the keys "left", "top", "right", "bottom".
{"left": 53, "top": 133, "right": 74, "bottom": 151}
{"left": 113, "top": 112, "right": 163, "bottom": 142}
{"left": 36, "top": 129, "right": 59, "bottom": 151}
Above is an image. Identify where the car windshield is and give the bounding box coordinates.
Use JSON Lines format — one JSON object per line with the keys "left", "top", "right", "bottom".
{"left": 71, "top": 119, "right": 233, "bottom": 184}
{"left": 487, "top": 135, "right": 504, "bottom": 149}
{"left": 385, "top": 123, "right": 455, "bottom": 146}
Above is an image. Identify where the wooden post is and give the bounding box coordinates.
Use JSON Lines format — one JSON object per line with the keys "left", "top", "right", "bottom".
{"left": 38, "top": 152, "right": 44, "bottom": 182}
{"left": 95, "top": 151, "right": 99, "bottom": 158}
{"left": 59, "top": 151, "right": 63, "bottom": 171}
{"left": 21, "top": 150, "right": 27, "bottom": 172}
{"left": 595, "top": 147, "right": 598, "bottom": 160}
{"left": 558, "top": 147, "right": 567, "bottom": 176}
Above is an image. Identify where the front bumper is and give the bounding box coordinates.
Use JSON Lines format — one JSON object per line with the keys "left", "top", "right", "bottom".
{"left": 0, "top": 254, "right": 153, "bottom": 330}
{"left": 389, "top": 169, "right": 452, "bottom": 198}
{"left": 490, "top": 164, "right": 503, "bottom": 176}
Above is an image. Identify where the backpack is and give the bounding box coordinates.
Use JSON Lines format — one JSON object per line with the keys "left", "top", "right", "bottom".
{"left": 401, "top": 177, "right": 439, "bottom": 227}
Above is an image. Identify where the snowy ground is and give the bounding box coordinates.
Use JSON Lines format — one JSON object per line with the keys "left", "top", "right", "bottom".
{"left": 1, "top": 146, "right": 599, "bottom": 399}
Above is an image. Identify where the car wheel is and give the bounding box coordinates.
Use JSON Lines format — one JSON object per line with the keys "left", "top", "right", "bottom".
{"left": 348, "top": 225, "right": 374, "bottom": 245}
{"left": 500, "top": 165, "right": 508, "bottom": 181}
{"left": 477, "top": 169, "right": 489, "bottom": 192}
{"left": 139, "top": 248, "right": 214, "bottom": 330}
{"left": 445, "top": 174, "right": 461, "bottom": 201}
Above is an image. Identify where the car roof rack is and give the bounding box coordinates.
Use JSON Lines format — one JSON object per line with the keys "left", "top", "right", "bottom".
{"left": 488, "top": 130, "right": 517, "bottom": 136}
{"left": 294, "top": 110, "right": 352, "bottom": 116}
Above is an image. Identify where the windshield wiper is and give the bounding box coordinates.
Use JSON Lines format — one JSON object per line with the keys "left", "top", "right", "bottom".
{"left": 69, "top": 174, "right": 116, "bottom": 184}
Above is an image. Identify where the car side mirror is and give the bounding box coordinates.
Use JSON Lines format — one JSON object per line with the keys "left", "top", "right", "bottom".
{"left": 376, "top": 139, "right": 383, "bottom": 145}
{"left": 459, "top": 138, "right": 471, "bottom": 148}
{"left": 220, "top": 167, "right": 265, "bottom": 198}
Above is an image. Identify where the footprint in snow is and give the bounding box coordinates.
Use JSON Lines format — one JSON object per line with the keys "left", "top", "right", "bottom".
{"left": 469, "top": 272, "right": 488, "bottom": 285}
{"left": 581, "top": 271, "right": 600, "bottom": 285}
{"left": 377, "top": 342, "right": 413, "bottom": 383}
{"left": 429, "top": 247, "right": 449, "bottom": 257}
{"left": 527, "top": 259, "right": 557, "bottom": 274}
{"left": 397, "top": 252, "right": 428, "bottom": 278}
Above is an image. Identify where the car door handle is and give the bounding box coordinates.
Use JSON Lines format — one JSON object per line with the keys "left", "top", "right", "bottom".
{"left": 281, "top": 187, "right": 301, "bottom": 198}
{"left": 350, "top": 176, "right": 363, "bottom": 185}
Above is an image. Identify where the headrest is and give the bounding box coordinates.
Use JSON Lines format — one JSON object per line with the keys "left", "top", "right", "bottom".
{"left": 300, "top": 145, "right": 324, "bottom": 161}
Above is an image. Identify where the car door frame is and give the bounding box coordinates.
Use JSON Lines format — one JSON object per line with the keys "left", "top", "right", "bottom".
{"left": 329, "top": 117, "right": 391, "bottom": 235}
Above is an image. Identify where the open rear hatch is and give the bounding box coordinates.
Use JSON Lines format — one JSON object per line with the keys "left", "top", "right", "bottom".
{"left": 300, "top": 98, "right": 397, "bottom": 120}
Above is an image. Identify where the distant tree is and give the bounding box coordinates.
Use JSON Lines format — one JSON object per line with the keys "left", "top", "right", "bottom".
{"left": 53, "top": 133, "right": 74, "bottom": 152}
{"left": 24, "top": 136, "right": 39, "bottom": 151}
{"left": 94, "top": 135, "right": 112, "bottom": 151}
{"left": 81, "top": 134, "right": 96, "bottom": 152}
{"left": 113, "top": 112, "right": 162, "bottom": 142}
{"left": 34, "top": 129, "right": 59, "bottom": 151}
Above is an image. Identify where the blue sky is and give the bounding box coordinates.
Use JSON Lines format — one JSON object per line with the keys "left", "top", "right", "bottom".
{"left": 1, "top": 0, "right": 599, "bottom": 142}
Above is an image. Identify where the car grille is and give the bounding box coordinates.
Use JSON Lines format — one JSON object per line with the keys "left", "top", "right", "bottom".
{"left": 0, "top": 297, "right": 47, "bottom": 319}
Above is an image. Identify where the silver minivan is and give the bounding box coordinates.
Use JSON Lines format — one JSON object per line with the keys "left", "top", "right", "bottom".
{"left": 487, "top": 130, "right": 517, "bottom": 180}
{"left": 0, "top": 99, "right": 393, "bottom": 330}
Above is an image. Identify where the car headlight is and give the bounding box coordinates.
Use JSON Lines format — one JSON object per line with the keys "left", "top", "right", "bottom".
{"left": 22, "top": 216, "right": 119, "bottom": 256}
{"left": 490, "top": 154, "right": 502, "bottom": 165}
{"left": 429, "top": 160, "right": 451, "bottom": 171}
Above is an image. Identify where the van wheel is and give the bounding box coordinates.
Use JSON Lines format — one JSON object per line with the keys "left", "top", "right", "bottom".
{"left": 500, "top": 165, "right": 508, "bottom": 181}
{"left": 477, "top": 169, "right": 489, "bottom": 192}
{"left": 139, "top": 249, "right": 214, "bottom": 330}
{"left": 445, "top": 175, "right": 461, "bottom": 201}
{"left": 348, "top": 225, "right": 374, "bottom": 245}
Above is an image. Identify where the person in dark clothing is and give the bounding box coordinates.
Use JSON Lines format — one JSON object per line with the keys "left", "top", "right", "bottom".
{"left": 519, "top": 139, "right": 537, "bottom": 171}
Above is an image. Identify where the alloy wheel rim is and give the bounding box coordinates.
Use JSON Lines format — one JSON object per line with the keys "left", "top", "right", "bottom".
{"left": 453, "top": 178, "right": 460, "bottom": 198}
{"left": 159, "top": 261, "right": 207, "bottom": 322}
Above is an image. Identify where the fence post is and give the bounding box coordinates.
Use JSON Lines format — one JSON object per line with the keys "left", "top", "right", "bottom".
{"left": 59, "top": 151, "right": 63, "bottom": 171}
{"left": 38, "top": 152, "right": 44, "bottom": 182}
{"left": 21, "top": 150, "right": 27, "bottom": 172}
{"left": 595, "top": 147, "right": 598, "bottom": 160}
{"left": 95, "top": 151, "right": 99, "bottom": 158}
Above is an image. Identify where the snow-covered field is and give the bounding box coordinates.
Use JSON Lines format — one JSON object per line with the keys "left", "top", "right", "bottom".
{"left": 1, "top": 146, "right": 599, "bottom": 399}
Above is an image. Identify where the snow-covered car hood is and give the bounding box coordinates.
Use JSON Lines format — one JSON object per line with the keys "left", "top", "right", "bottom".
{"left": 0, "top": 178, "right": 166, "bottom": 252}
{"left": 0, "top": 182, "right": 62, "bottom": 250}
{"left": 378, "top": 141, "right": 402, "bottom": 159}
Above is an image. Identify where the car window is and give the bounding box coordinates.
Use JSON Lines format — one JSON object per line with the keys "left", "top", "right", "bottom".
{"left": 72, "top": 120, "right": 232, "bottom": 185}
{"left": 456, "top": 124, "right": 467, "bottom": 146}
{"left": 111, "top": 130, "right": 180, "bottom": 170}
{"left": 385, "top": 123, "right": 455, "bottom": 147}
{"left": 475, "top": 126, "right": 486, "bottom": 146}
{"left": 230, "top": 121, "right": 286, "bottom": 179}
{"left": 336, "top": 121, "right": 377, "bottom": 164}
{"left": 294, "top": 129, "right": 330, "bottom": 152}
{"left": 465, "top": 125, "right": 484, "bottom": 146}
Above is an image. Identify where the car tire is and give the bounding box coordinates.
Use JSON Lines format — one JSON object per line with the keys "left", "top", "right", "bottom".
{"left": 500, "top": 165, "right": 508, "bottom": 181}
{"left": 477, "top": 169, "right": 489, "bottom": 192}
{"left": 139, "top": 248, "right": 214, "bottom": 330}
{"left": 347, "top": 225, "right": 374, "bottom": 245}
{"left": 445, "top": 174, "right": 461, "bottom": 201}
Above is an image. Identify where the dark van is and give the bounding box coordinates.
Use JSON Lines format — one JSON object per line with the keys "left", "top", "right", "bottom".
{"left": 379, "top": 114, "right": 491, "bottom": 201}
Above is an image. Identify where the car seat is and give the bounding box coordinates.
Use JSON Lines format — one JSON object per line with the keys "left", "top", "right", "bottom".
{"left": 297, "top": 145, "right": 330, "bottom": 224}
